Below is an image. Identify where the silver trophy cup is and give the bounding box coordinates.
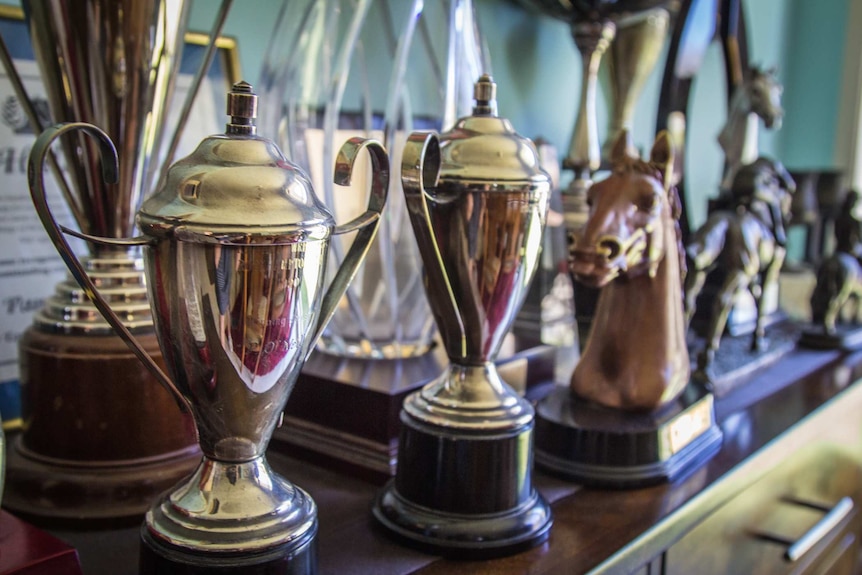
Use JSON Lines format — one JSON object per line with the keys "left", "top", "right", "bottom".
{"left": 28, "top": 83, "right": 389, "bottom": 573}
{"left": 373, "top": 75, "right": 553, "bottom": 556}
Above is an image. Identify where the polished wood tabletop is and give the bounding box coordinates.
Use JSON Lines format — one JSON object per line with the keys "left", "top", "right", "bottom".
{"left": 20, "top": 347, "right": 862, "bottom": 574}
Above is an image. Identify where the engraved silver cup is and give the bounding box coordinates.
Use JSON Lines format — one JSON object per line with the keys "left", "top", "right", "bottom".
{"left": 28, "top": 83, "right": 389, "bottom": 572}
{"left": 373, "top": 75, "right": 553, "bottom": 556}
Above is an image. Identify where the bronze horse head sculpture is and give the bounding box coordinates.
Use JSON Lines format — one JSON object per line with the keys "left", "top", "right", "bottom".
{"left": 568, "top": 131, "right": 688, "bottom": 411}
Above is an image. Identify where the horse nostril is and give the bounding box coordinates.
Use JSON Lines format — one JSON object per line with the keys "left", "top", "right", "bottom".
{"left": 598, "top": 237, "right": 622, "bottom": 260}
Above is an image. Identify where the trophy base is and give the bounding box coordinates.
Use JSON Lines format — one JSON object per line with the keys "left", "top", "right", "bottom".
{"left": 534, "top": 384, "right": 722, "bottom": 488}
{"left": 140, "top": 525, "right": 317, "bottom": 575}
{"left": 690, "top": 320, "right": 800, "bottom": 396}
{"left": 373, "top": 482, "right": 551, "bottom": 559}
{"left": 372, "top": 372, "right": 552, "bottom": 558}
{"left": 3, "top": 435, "right": 200, "bottom": 526}
{"left": 798, "top": 324, "right": 862, "bottom": 350}
{"left": 141, "top": 456, "right": 318, "bottom": 574}
{"left": 4, "top": 327, "right": 199, "bottom": 524}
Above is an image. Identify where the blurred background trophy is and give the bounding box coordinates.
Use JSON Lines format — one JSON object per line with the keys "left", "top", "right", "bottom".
{"left": 0, "top": 0, "right": 231, "bottom": 523}
{"left": 518, "top": 0, "right": 671, "bottom": 344}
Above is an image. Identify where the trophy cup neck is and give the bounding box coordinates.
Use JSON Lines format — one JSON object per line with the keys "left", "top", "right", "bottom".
{"left": 404, "top": 363, "right": 534, "bottom": 431}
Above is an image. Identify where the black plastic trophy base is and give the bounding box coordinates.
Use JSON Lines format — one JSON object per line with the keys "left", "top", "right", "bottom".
{"left": 534, "top": 384, "right": 723, "bottom": 488}
{"left": 139, "top": 524, "right": 318, "bottom": 575}
{"left": 799, "top": 324, "right": 862, "bottom": 350}
{"left": 373, "top": 409, "right": 552, "bottom": 558}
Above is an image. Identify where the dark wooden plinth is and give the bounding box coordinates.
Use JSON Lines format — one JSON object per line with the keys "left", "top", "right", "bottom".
{"left": 690, "top": 319, "right": 800, "bottom": 396}
{"left": 799, "top": 324, "right": 862, "bottom": 350}
{"left": 534, "top": 384, "right": 722, "bottom": 488}
{"left": 139, "top": 525, "right": 317, "bottom": 575}
{"left": 273, "top": 336, "right": 558, "bottom": 481}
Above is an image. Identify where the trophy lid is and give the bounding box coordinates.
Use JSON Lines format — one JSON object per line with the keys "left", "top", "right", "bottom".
{"left": 436, "top": 74, "right": 549, "bottom": 187}
{"left": 137, "top": 81, "right": 334, "bottom": 245}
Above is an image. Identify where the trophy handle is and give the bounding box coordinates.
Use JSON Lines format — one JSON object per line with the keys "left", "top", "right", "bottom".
{"left": 308, "top": 136, "right": 390, "bottom": 352}
{"left": 400, "top": 132, "right": 467, "bottom": 356}
{"left": 28, "top": 122, "right": 191, "bottom": 413}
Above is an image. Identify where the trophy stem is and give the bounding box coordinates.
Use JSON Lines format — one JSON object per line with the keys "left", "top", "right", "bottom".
{"left": 158, "top": 0, "right": 233, "bottom": 186}
{"left": 601, "top": 8, "right": 670, "bottom": 162}
{"left": 564, "top": 20, "right": 615, "bottom": 174}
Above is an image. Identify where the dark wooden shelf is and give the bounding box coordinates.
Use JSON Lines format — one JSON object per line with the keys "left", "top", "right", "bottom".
{"left": 10, "top": 347, "right": 862, "bottom": 574}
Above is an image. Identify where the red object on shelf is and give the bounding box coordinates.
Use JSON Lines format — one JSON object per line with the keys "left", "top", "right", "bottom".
{"left": 0, "top": 510, "right": 83, "bottom": 575}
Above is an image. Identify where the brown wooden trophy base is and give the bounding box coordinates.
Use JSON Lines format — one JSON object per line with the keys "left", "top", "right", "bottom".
{"left": 4, "top": 327, "right": 199, "bottom": 525}
{"left": 272, "top": 335, "right": 558, "bottom": 482}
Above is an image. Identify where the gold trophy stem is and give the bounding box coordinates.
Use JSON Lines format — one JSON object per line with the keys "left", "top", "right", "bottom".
{"left": 564, "top": 20, "right": 615, "bottom": 175}
{"left": 602, "top": 8, "right": 670, "bottom": 162}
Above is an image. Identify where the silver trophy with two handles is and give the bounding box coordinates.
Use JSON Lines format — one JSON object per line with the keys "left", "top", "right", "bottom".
{"left": 29, "top": 82, "right": 388, "bottom": 573}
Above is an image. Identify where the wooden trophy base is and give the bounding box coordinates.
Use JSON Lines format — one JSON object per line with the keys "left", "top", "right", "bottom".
{"left": 534, "top": 384, "right": 723, "bottom": 488}
{"left": 799, "top": 324, "right": 862, "bottom": 351}
{"left": 4, "top": 327, "right": 199, "bottom": 525}
{"left": 139, "top": 524, "right": 317, "bottom": 575}
{"left": 272, "top": 335, "right": 557, "bottom": 482}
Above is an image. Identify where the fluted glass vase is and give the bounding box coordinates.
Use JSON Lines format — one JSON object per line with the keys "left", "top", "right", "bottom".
{"left": 258, "top": 0, "right": 489, "bottom": 359}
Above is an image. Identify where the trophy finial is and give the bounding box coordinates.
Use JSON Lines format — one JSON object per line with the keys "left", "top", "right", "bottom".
{"left": 473, "top": 74, "right": 497, "bottom": 116}
{"left": 226, "top": 81, "right": 258, "bottom": 135}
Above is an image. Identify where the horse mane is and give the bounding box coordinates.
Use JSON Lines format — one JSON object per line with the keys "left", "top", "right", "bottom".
{"left": 610, "top": 155, "right": 687, "bottom": 277}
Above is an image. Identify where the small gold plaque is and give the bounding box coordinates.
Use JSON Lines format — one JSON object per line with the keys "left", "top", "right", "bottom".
{"left": 668, "top": 399, "right": 713, "bottom": 455}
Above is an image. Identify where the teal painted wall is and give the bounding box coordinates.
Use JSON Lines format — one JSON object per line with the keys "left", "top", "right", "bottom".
{"left": 780, "top": 0, "right": 849, "bottom": 170}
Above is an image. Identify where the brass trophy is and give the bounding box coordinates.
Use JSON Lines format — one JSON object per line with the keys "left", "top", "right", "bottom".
{"left": 373, "top": 75, "right": 553, "bottom": 556}
{"left": 28, "top": 83, "right": 389, "bottom": 572}
{"left": 1, "top": 0, "right": 207, "bottom": 521}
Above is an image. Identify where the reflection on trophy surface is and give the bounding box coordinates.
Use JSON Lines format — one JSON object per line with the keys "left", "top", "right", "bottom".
{"left": 373, "top": 75, "right": 553, "bottom": 556}
{"left": 1, "top": 0, "right": 205, "bottom": 522}
{"left": 28, "top": 82, "right": 389, "bottom": 573}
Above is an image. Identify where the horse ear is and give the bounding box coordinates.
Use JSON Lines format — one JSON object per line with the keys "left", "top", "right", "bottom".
{"left": 649, "top": 131, "right": 674, "bottom": 186}
{"left": 611, "top": 130, "right": 633, "bottom": 164}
